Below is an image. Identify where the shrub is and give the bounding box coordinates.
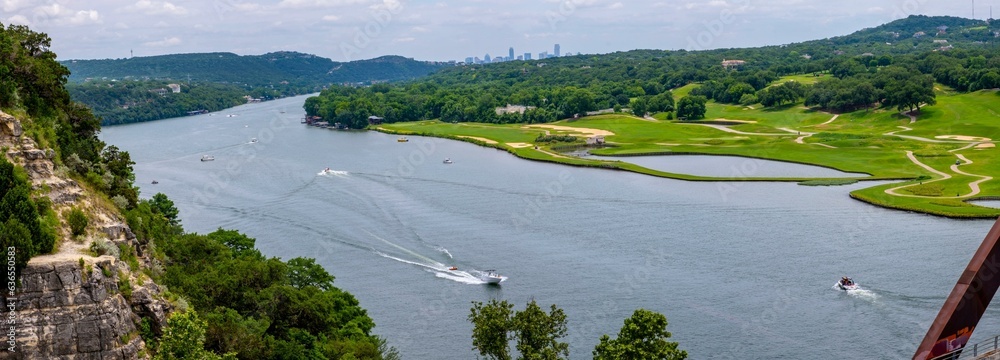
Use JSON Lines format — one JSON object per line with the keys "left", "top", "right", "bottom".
{"left": 66, "top": 207, "right": 88, "bottom": 237}
{"left": 119, "top": 243, "right": 140, "bottom": 270}
{"left": 89, "top": 238, "right": 121, "bottom": 258}
{"left": 111, "top": 195, "right": 129, "bottom": 210}
{"left": 535, "top": 135, "right": 578, "bottom": 143}
{"left": 118, "top": 271, "right": 133, "bottom": 299}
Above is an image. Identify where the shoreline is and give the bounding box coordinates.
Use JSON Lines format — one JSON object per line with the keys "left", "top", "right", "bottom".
{"left": 371, "top": 125, "right": 1000, "bottom": 219}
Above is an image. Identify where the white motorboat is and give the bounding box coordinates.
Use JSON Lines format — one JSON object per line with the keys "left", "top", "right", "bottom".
{"left": 837, "top": 277, "right": 858, "bottom": 291}
{"left": 480, "top": 270, "right": 505, "bottom": 285}
{"left": 201, "top": 155, "right": 215, "bottom": 162}
{"left": 321, "top": 167, "right": 333, "bottom": 175}
{"left": 443, "top": 158, "right": 453, "bottom": 164}
{"left": 250, "top": 138, "right": 258, "bottom": 143}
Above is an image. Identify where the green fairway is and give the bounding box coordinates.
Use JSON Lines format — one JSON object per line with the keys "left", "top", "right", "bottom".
{"left": 379, "top": 90, "right": 1000, "bottom": 218}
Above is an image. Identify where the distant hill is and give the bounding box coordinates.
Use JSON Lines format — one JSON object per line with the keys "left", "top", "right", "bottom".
{"left": 62, "top": 51, "right": 449, "bottom": 125}
{"left": 62, "top": 51, "right": 448, "bottom": 86}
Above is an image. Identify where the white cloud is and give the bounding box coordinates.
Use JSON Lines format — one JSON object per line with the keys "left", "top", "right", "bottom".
{"left": 126, "top": 0, "right": 188, "bottom": 15}
{"left": 4, "top": 14, "right": 30, "bottom": 25}
{"left": 392, "top": 36, "right": 415, "bottom": 43}
{"left": 67, "top": 10, "right": 101, "bottom": 25}
{"left": 143, "top": 37, "right": 182, "bottom": 47}
{"left": 2, "top": 0, "right": 33, "bottom": 13}
{"left": 28, "top": 4, "right": 102, "bottom": 25}
{"left": 608, "top": 2, "right": 623, "bottom": 10}
{"left": 277, "top": 0, "right": 369, "bottom": 9}
{"left": 322, "top": 14, "right": 341, "bottom": 21}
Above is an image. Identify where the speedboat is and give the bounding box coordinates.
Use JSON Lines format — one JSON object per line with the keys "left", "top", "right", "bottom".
{"left": 480, "top": 270, "right": 506, "bottom": 285}
{"left": 151, "top": 180, "right": 159, "bottom": 184}
{"left": 837, "top": 278, "right": 858, "bottom": 291}
{"left": 250, "top": 138, "right": 258, "bottom": 143}
{"left": 443, "top": 158, "right": 453, "bottom": 164}
{"left": 200, "top": 155, "right": 215, "bottom": 162}
{"left": 320, "top": 167, "right": 334, "bottom": 175}
{"left": 398, "top": 136, "right": 409, "bottom": 142}
{"left": 448, "top": 266, "right": 458, "bottom": 271}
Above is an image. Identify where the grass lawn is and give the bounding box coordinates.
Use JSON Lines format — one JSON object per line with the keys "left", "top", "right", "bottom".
{"left": 378, "top": 89, "right": 1000, "bottom": 218}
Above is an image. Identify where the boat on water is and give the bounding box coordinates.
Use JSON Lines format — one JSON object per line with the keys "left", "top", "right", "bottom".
{"left": 201, "top": 155, "right": 215, "bottom": 162}
{"left": 443, "top": 158, "right": 453, "bottom": 164}
{"left": 448, "top": 266, "right": 458, "bottom": 271}
{"left": 397, "top": 136, "right": 409, "bottom": 142}
{"left": 321, "top": 167, "right": 334, "bottom": 175}
{"left": 151, "top": 180, "right": 159, "bottom": 184}
{"left": 837, "top": 277, "right": 858, "bottom": 291}
{"left": 480, "top": 270, "right": 505, "bottom": 285}
{"left": 250, "top": 138, "right": 258, "bottom": 143}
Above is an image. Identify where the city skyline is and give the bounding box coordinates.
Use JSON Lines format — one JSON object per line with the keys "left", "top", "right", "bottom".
{"left": 464, "top": 44, "right": 565, "bottom": 65}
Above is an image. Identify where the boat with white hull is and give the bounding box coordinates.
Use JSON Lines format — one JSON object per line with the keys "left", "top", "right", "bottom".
{"left": 480, "top": 270, "right": 506, "bottom": 285}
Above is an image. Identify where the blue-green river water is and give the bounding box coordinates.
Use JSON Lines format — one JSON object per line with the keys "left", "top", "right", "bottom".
{"left": 101, "top": 95, "right": 999, "bottom": 359}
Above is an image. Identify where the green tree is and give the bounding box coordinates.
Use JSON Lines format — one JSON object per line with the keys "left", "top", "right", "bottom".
{"left": 511, "top": 300, "right": 569, "bottom": 360}
{"left": 469, "top": 299, "right": 514, "bottom": 360}
{"left": 156, "top": 310, "right": 224, "bottom": 360}
{"left": 593, "top": 309, "right": 687, "bottom": 360}
{"left": 150, "top": 193, "right": 179, "bottom": 225}
{"left": 0, "top": 219, "right": 34, "bottom": 277}
{"left": 286, "top": 257, "right": 336, "bottom": 291}
{"left": 67, "top": 207, "right": 88, "bottom": 237}
{"left": 675, "top": 96, "right": 707, "bottom": 120}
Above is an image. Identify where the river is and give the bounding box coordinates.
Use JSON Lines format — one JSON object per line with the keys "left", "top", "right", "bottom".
{"left": 100, "top": 95, "right": 1000, "bottom": 359}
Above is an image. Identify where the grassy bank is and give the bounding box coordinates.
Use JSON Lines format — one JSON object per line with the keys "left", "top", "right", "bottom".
{"left": 377, "top": 88, "right": 1000, "bottom": 218}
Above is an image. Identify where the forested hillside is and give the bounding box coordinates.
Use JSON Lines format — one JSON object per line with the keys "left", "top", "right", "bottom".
{"left": 63, "top": 52, "right": 446, "bottom": 125}
{"left": 2, "top": 22, "right": 396, "bottom": 360}
{"left": 63, "top": 52, "right": 446, "bottom": 85}
{"left": 306, "top": 15, "right": 1000, "bottom": 128}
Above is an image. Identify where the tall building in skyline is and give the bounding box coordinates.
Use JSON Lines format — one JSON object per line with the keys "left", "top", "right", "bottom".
{"left": 539, "top": 51, "right": 548, "bottom": 59}
{"left": 524, "top": 52, "right": 531, "bottom": 60}
{"left": 509, "top": 47, "right": 515, "bottom": 60}
{"left": 484, "top": 53, "right": 491, "bottom": 63}
{"left": 554, "top": 44, "right": 560, "bottom": 57}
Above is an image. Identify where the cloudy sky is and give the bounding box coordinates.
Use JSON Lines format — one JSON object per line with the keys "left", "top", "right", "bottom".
{"left": 1, "top": 0, "right": 992, "bottom": 62}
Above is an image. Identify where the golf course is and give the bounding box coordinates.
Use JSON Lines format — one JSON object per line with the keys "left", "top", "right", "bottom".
{"left": 378, "top": 81, "right": 1000, "bottom": 218}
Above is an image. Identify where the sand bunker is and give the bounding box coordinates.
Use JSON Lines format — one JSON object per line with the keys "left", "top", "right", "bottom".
{"left": 935, "top": 135, "right": 992, "bottom": 142}
{"left": 507, "top": 143, "right": 533, "bottom": 148}
{"left": 457, "top": 136, "right": 498, "bottom": 144}
{"left": 976, "top": 143, "right": 996, "bottom": 149}
{"left": 524, "top": 124, "right": 615, "bottom": 137}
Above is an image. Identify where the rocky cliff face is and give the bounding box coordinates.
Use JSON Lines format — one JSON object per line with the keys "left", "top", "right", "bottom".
{"left": 2, "top": 110, "right": 171, "bottom": 360}
{"left": 9, "top": 258, "right": 144, "bottom": 359}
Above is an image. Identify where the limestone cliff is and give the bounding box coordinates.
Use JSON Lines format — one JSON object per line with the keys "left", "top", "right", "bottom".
{"left": 2, "top": 111, "right": 171, "bottom": 360}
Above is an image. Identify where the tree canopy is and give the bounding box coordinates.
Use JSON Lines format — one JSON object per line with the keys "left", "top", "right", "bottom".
{"left": 593, "top": 309, "right": 687, "bottom": 360}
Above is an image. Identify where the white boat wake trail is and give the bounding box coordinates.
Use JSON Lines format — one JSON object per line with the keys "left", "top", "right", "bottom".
{"left": 833, "top": 283, "right": 878, "bottom": 302}
{"left": 318, "top": 170, "right": 351, "bottom": 178}
{"left": 365, "top": 230, "right": 487, "bottom": 285}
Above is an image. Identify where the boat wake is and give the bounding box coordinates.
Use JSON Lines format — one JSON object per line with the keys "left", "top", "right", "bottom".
{"left": 318, "top": 170, "right": 350, "bottom": 178}
{"left": 833, "top": 283, "right": 878, "bottom": 301}
{"left": 375, "top": 251, "right": 487, "bottom": 285}
{"left": 366, "top": 230, "right": 489, "bottom": 285}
